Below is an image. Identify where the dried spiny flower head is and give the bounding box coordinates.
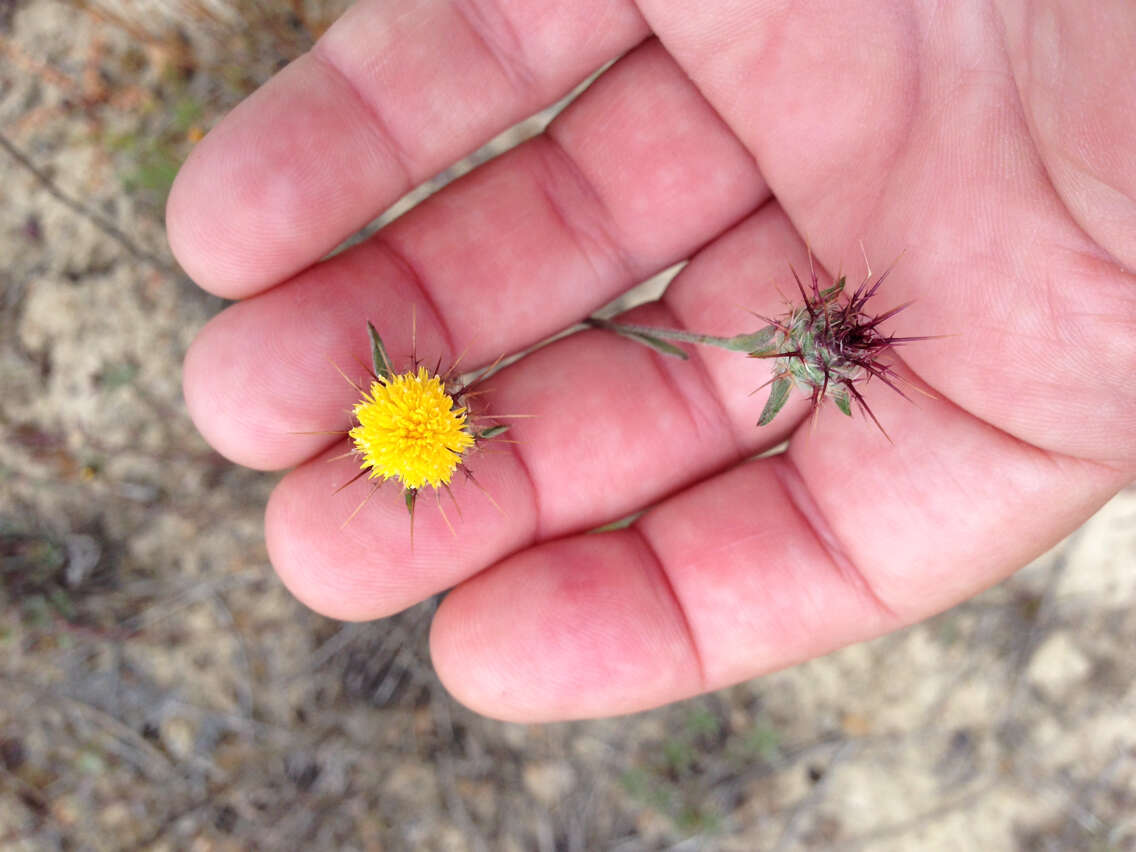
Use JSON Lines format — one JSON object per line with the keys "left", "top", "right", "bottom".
{"left": 748, "top": 257, "right": 926, "bottom": 434}
{"left": 588, "top": 249, "right": 929, "bottom": 437}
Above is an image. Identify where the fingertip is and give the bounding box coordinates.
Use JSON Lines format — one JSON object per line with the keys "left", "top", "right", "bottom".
{"left": 264, "top": 471, "right": 386, "bottom": 622}
{"left": 430, "top": 532, "right": 703, "bottom": 722}
{"left": 165, "top": 144, "right": 223, "bottom": 294}
{"left": 182, "top": 312, "right": 252, "bottom": 467}
{"left": 263, "top": 442, "right": 540, "bottom": 624}
{"left": 263, "top": 456, "right": 456, "bottom": 622}
{"left": 165, "top": 119, "right": 281, "bottom": 298}
{"left": 166, "top": 55, "right": 392, "bottom": 298}
{"left": 183, "top": 306, "right": 325, "bottom": 471}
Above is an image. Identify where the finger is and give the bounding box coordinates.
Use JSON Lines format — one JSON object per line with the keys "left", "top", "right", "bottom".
{"left": 167, "top": 0, "right": 647, "bottom": 297}
{"left": 429, "top": 387, "right": 1125, "bottom": 723}
{"left": 428, "top": 460, "right": 885, "bottom": 722}
{"left": 265, "top": 439, "right": 538, "bottom": 623}
{"left": 998, "top": 1, "right": 1136, "bottom": 270}
{"left": 184, "top": 41, "right": 766, "bottom": 470}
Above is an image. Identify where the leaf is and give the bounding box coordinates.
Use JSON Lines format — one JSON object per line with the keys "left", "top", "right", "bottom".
{"left": 834, "top": 393, "right": 853, "bottom": 417}
{"left": 757, "top": 378, "right": 792, "bottom": 426}
{"left": 404, "top": 488, "right": 417, "bottom": 549}
{"left": 586, "top": 317, "right": 688, "bottom": 358}
{"left": 723, "top": 325, "right": 778, "bottom": 353}
{"left": 625, "top": 331, "right": 690, "bottom": 360}
{"left": 367, "top": 322, "right": 393, "bottom": 380}
{"left": 820, "top": 276, "right": 846, "bottom": 300}
{"left": 477, "top": 425, "right": 510, "bottom": 440}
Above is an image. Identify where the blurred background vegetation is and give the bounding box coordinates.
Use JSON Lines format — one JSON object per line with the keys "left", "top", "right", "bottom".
{"left": 1, "top": 1, "right": 1134, "bottom": 849}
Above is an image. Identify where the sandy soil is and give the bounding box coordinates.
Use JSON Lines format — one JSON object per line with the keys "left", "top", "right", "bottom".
{"left": 1, "top": 2, "right": 1134, "bottom": 849}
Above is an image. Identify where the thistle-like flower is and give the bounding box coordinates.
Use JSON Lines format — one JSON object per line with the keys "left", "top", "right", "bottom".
{"left": 590, "top": 252, "right": 928, "bottom": 437}
{"left": 350, "top": 366, "right": 475, "bottom": 491}
{"left": 337, "top": 322, "right": 509, "bottom": 531}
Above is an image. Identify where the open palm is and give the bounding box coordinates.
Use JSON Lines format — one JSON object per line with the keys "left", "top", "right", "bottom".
{"left": 169, "top": 0, "right": 1135, "bottom": 721}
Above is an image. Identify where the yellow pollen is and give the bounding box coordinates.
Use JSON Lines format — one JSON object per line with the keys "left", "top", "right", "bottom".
{"left": 349, "top": 366, "right": 474, "bottom": 490}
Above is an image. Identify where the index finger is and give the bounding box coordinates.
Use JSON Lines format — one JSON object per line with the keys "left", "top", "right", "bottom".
{"left": 166, "top": 0, "right": 646, "bottom": 297}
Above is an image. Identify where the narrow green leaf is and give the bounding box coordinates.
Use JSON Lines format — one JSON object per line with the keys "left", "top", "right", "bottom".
{"left": 820, "top": 276, "right": 846, "bottom": 300}
{"left": 834, "top": 393, "right": 852, "bottom": 417}
{"left": 722, "top": 325, "right": 777, "bottom": 353}
{"left": 477, "top": 425, "right": 510, "bottom": 440}
{"left": 367, "top": 322, "right": 393, "bottom": 380}
{"left": 586, "top": 318, "right": 689, "bottom": 359}
{"left": 404, "top": 488, "right": 417, "bottom": 549}
{"left": 757, "top": 378, "right": 792, "bottom": 427}
{"left": 626, "top": 332, "right": 689, "bottom": 360}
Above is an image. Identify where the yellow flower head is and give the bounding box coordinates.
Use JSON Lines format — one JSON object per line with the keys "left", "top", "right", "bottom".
{"left": 349, "top": 366, "right": 475, "bottom": 491}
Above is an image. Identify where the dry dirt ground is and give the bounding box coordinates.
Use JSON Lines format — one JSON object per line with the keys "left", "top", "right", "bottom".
{"left": 2, "top": 2, "right": 1134, "bottom": 850}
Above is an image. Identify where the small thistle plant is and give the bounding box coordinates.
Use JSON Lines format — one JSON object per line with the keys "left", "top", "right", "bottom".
{"left": 593, "top": 253, "right": 928, "bottom": 436}
{"left": 335, "top": 321, "right": 509, "bottom": 532}
{"left": 323, "top": 253, "right": 923, "bottom": 544}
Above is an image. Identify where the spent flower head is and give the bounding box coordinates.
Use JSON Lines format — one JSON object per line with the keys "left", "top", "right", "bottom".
{"left": 746, "top": 255, "right": 928, "bottom": 434}
{"left": 590, "top": 249, "right": 930, "bottom": 437}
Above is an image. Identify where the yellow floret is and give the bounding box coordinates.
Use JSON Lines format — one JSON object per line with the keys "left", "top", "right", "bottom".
{"left": 349, "top": 367, "right": 474, "bottom": 490}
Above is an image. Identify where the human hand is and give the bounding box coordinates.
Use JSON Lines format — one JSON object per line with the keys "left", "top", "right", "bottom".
{"left": 168, "top": 0, "right": 1136, "bottom": 721}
